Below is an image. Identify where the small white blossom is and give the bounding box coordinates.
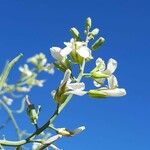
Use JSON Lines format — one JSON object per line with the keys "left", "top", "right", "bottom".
{"left": 92, "top": 58, "right": 117, "bottom": 87}
{"left": 32, "top": 79, "right": 45, "bottom": 87}
{"left": 64, "top": 38, "right": 92, "bottom": 59}
{"left": 19, "top": 64, "right": 32, "bottom": 77}
{"left": 27, "top": 53, "right": 47, "bottom": 66}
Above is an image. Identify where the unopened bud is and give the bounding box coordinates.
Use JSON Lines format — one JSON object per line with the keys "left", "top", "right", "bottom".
{"left": 92, "top": 37, "right": 105, "bottom": 50}
{"left": 70, "top": 27, "right": 80, "bottom": 40}
{"left": 91, "top": 28, "right": 99, "bottom": 36}
{"left": 25, "top": 96, "right": 38, "bottom": 125}
{"left": 85, "top": 17, "right": 92, "bottom": 30}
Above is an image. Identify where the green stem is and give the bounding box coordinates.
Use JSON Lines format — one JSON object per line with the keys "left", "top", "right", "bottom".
{"left": 0, "top": 100, "right": 21, "bottom": 140}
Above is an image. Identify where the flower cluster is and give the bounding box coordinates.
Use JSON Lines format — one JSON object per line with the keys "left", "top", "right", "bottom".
{"left": 88, "top": 58, "right": 126, "bottom": 98}
{"left": 17, "top": 53, "right": 54, "bottom": 92}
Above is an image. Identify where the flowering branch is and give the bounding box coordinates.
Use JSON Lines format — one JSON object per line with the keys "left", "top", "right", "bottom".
{"left": 0, "top": 17, "right": 126, "bottom": 150}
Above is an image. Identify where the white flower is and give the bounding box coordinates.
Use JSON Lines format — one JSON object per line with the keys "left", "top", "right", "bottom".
{"left": 92, "top": 58, "right": 117, "bottom": 87}
{"left": 2, "top": 96, "right": 13, "bottom": 105}
{"left": 60, "top": 69, "right": 87, "bottom": 96}
{"left": 95, "top": 58, "right": 117, "bottom": 75}
{"left": 64, "top": 38, "right": 92, "bottom": 59}
{"left": 27, "top": 53, "right": 47, "bottom": 66}
{"left": 19, "top": 64, "right": 32, "bottom": 77}
{"left": 32, "top": 79, "right": 45, "bottom": 87}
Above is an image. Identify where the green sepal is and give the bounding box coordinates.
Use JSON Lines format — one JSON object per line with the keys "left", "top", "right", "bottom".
{"left": 88, "top": 90, "right": 107, "bottom": 98}
{"left": 91, "top": 72, "right": 109, "bottom": 79}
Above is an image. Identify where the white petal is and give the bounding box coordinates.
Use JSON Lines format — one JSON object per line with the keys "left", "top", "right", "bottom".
{"left": 67, "top": 82, "right": 85, "bottom": 91}
{"left": 59, "top": 69, "right": 71, "bottom": 89}
{"left": 76, "top": 41, "right": 86, "bottom": 47}
{"left": 102, "top": 88, "right": 126, "bottom": 97}
{"left": 77, "top": 46, "right": 91, "bottom": 58}
{"left": 64, "top": 38, "right": 74, "bottom": 47}
{"left": 50, "top": 47, "right": 63, "bottom": 60}
{"left": 106, "top": 58, "right": 117, "bottom": 74}
{"left": 96, "top": 58, "right": 106, "bottom": 71}
{"left": 60, "top": 46, "right": 72, "bottom": 56}
{"left": 65, "top": 90, "right": 87, "bottom": 96}
{"left": 108, "top": 75, "right": 118, "bottom": 89}
{"left": 72, "top": 126, "right": 85, "bottom": 135}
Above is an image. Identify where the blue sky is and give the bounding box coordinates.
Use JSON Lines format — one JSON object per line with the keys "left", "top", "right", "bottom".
{"left": 0, "top": 0, "right": 150, "bottom": 149}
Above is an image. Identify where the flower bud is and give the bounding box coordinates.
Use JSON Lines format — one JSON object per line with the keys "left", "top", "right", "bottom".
{"left": 92, "top": 37, "right": 105, "bottom": 50}
{"left": 27, "top": 104, "right": 38, "bottom": 124}
{"left": 70, "top": 27, "right": 80, "bottom": 40}
{"left": 85, "top": 17, "right": 92, "bottom": 30}
{"left": 91, "top": 28, "right": 99, "bottom": 36}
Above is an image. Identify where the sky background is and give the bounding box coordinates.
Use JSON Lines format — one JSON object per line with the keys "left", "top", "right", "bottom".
{"left": 0, "top": 0, "right": 150, "bottom": 149}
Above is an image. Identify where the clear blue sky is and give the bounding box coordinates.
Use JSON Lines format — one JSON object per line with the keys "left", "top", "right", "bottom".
{"left": 0, "top": 0, "right": 149, "bottom": 149}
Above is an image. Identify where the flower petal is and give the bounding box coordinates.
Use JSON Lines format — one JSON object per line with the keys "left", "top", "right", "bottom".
{"left": 60, "top": 46, "right": 72, "bottom": 56}
{"left": 102, "top": 88, "right": 126, "bottom": 97}
{"left": 77, "top": 46, "right": 91, "bottom": 58}
{"left": 72, "top": 126, "right": 85, "bottom": 135}
{"left": 50, "top": 47, "right": 63, "bottom": 60}
{"left": 108, "top": 75, "right": 118, "bottom": 89}
{"left": 59, "top": 69, "right": 71, "bottom": 89}
{"left": 67, "top": 82, "right": 85, "bottom": 91}
{"left": 106, "top": 58, "right": 117, "bottom": 74}
{"left": 65, "top": 90, "right": 87, "bottom": 96}
{"left": 96, "top": 58, "right": 106, "bottom": 71}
